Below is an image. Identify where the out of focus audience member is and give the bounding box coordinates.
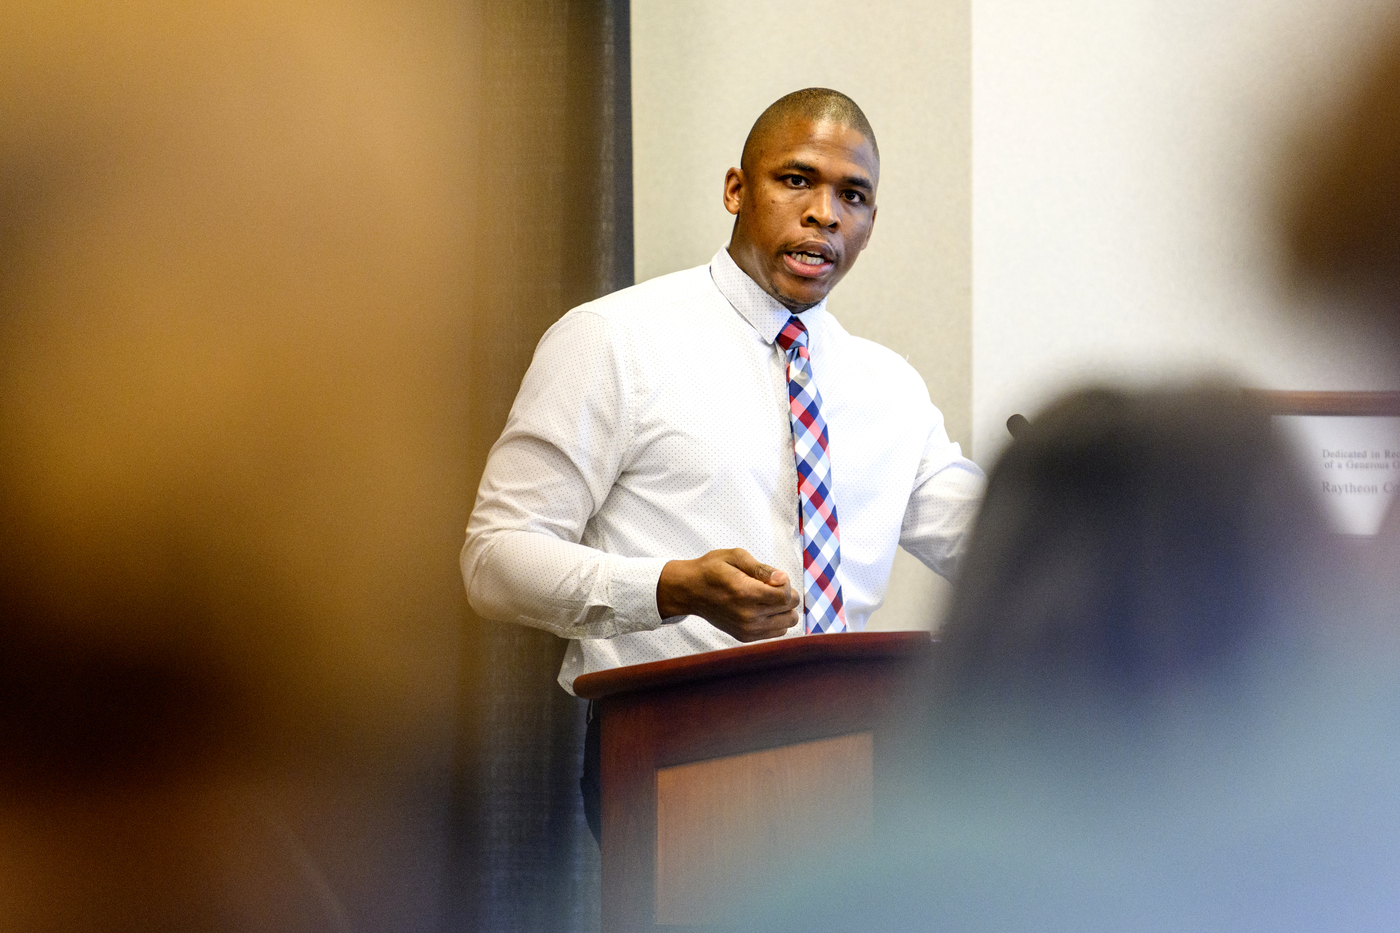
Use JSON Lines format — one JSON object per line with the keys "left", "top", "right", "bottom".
{"left": 747, "top": 386, "right": 1398, "bottom": 932}
{"left": 933, "top": 385, "right": 1326, "bottom": 702}
{"left": 0, "top": 2, "right": 473, "bottom": 930}
{"left": 880, "top": 386, "right": 1374, "bottom": 932}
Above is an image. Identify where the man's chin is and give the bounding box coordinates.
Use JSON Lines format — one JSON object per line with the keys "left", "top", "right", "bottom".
{"left": 765, "top": 270, "right": 831, "bottom": 310}
{"left": 773, "top": 285, "right": 829, "bottom": 313}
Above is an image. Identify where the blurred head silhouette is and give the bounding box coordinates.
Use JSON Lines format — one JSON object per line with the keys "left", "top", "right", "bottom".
{"left": 936, "top": 385, "right": 1325, "bottom": 708}
{"left": 748, "top": 387, "right": 1381, "bottom": 933}
{"left": 0, "top": 1, "right": 474, "bottom": 929}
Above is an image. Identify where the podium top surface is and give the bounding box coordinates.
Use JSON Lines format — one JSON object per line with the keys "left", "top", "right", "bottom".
{"left": 572, "top": 630, "right": 933, "bottom": 700}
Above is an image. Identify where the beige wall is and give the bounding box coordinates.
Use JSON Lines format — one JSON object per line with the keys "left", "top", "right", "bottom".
{"left": 631, "top": 0, "right": 972, "bottom": 631}
{"left": 971, "top": 0, "right": 1400, "bottom": 465}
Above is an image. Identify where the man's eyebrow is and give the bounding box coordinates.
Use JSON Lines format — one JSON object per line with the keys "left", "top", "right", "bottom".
{"left": 775, "top": 159, "right": 875, "bottom": 192}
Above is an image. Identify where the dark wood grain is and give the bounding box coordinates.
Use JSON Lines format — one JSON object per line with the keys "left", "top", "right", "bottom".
{"left": 654, "top": 732, "right": 873, "bottom": 923}
{"left": 595, "top": 632, "right": 935, "bottom": 933}
{"left": 574, "top": 630, "right": 932, "bottom": 700}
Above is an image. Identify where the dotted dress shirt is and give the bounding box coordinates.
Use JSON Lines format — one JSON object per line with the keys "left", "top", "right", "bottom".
{"left": 461, "top": 248, "right": 985, "bottom": 694}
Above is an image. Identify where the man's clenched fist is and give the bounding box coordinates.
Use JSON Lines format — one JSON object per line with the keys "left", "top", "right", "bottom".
{"left": 656, "top": 548, "right": 801, "bottom": 642}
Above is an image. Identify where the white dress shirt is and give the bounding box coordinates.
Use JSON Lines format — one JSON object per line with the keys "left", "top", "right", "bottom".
{"left": 461, "top": 248, "right": 984, "bottom": 693}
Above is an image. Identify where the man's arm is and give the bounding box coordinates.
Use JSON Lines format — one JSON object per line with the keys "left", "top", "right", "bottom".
{"left": 461, "top": 310, "right": 797, "bottom": 641}
{"left": 898, "top": 410, "right": 986, "bottom": 578}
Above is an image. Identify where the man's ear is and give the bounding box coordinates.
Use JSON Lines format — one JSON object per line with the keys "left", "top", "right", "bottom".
{"left": 723, "top": 167, "right": 743, "bottom": 216}
{"left": 851, "top": 203, "right": 873, "bottom": 252}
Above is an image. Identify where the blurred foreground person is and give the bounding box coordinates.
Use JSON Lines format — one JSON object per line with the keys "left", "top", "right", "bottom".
{"left": 0, "top": 2, "right": 473, "bottom": 930}
{"left": 745, "top": 386, "right": 1400, "bottom": 932}
{"left": 933, "top": 386, "right": 1326, "bottom": 697}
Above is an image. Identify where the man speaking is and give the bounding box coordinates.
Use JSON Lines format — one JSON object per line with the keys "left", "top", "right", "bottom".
{"left": 462, "top": 87, "right": 982, "bottom": 693}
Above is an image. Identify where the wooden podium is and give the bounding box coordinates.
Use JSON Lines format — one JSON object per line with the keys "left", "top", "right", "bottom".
{"left": 573, "top": 631, "right": 933, "bottom": 932}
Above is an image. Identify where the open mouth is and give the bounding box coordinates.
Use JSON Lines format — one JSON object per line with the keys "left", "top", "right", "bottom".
{"left": 783, "top": 248, "right": 835, "bottom": 277}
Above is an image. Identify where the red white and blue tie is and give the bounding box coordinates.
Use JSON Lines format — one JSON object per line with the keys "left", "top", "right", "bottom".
{"left": 776, "top": 316, "right": 847, "bottom": 634}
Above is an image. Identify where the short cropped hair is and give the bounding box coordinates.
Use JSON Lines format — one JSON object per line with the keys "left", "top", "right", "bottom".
{"left": 740, "top": 88, "right": 879, "bottom": 173}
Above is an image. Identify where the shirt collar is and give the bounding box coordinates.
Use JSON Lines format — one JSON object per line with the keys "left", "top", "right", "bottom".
{"left": 710, "top": 247, "right": 828, "bottom": 345}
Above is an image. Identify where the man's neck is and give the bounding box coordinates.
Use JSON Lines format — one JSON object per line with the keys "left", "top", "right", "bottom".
{"left": 724, "top": 245, "right": 819, "bottom": 314}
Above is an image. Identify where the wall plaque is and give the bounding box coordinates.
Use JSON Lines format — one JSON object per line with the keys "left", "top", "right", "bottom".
{"left": 1250, "top": 392, "right": 1400, "bottom": 537}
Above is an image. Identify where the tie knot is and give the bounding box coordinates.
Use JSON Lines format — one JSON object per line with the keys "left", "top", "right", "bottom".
{"left": 776, "top": 316, "right": 809, "bottom": 352}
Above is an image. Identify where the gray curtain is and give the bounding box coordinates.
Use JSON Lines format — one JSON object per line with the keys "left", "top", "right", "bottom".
{"left": 451, "top": 2, "right": 631, "bottom": 931}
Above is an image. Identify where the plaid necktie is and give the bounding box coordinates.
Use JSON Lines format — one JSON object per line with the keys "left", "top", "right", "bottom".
{"left": 776, "top": 316, "right": 847, "bottom": 634}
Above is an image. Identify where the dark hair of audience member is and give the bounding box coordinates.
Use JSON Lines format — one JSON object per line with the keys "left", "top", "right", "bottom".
{"left": 932, "top": 385, "right": 1330, "bottom": 715}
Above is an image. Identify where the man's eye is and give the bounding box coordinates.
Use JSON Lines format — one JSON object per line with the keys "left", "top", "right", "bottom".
{"left": 843, "top": 190, "right": 865, "bottom": 203}
{"left": 784, "top": 175, "right": 809, "bottom": 187}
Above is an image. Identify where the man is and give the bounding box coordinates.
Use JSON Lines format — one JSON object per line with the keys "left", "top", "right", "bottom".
{"left": 461, "top": 88, "right": 983, "bottom": 835}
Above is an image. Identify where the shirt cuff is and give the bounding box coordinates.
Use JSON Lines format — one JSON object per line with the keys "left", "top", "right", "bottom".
{"left": 607, "top": 555, "right": 671, "bottom": 634}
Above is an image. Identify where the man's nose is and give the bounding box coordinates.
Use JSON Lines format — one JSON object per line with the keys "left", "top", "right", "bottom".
{"left": 803, "top": 187, "right": 839, "bottom": 228}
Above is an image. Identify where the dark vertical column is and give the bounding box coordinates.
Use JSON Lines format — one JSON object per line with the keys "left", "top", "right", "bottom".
{"left": 561, "top": 0, "right": 634, "bottom": 304}
{"left": 450, "top": 2, "right": 632, "bottom": 931}
{"left": 583, "top": 0, "right": 633, "bottom": 298}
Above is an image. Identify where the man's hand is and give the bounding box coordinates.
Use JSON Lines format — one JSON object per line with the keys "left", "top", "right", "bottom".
{"left": 656, "top": 548, "right": 801, "bottom": 642}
